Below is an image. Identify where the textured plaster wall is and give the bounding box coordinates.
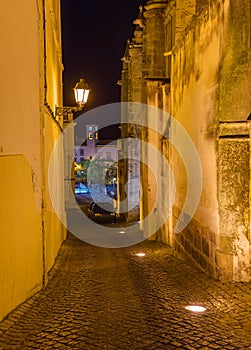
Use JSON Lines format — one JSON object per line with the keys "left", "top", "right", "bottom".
{"left": 143, "top": 81, "right": 163, "bottom": 238}
{"left": 217, "top": 135, "right": 250, "bottom": 280}
{"left": 217, "top": 0, "right": 251, "bottom": 122}
{"left": 43, "top": 117, "right": 66, "bottom": 276}
{"left": 172, "top": 0, "right": 221, "bottom": 231}
{"left": 216, "top": 0, "right": 251, "bottom": 281}
{"left": 46, "top": 0, "right": 63, "bottom": 109}
{"left": 0, "top": 0, "right": 66, "bottom": 320}
{"left": 171, "top": 0, "right": 251, "bottom": 280}
{"left": 0, "top": 1, "right": 43, "bottom": 320}
{"left": 43, "top": 0, "right": 66, "bottom": 275}
{"left": 41, "top": 0, "right": 66, "bottom": 278}
{"left": 120, "top": 24, "right": 143, "bottom": 222}
{"left": 141, "top": 2, "right": 168, "bottom": 232}
{"left": 0, "top": 156, "right": 43, "bottom": 321}
{"left": 171, "top": 0, "right": 222, "bottom": 276}
{"left": 0, "top": 0, "right": 42, "bottom": 197}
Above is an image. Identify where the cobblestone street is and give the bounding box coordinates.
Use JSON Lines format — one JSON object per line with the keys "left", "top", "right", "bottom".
{"left": 1, "top": 234, "right": 251, "bottom": 349}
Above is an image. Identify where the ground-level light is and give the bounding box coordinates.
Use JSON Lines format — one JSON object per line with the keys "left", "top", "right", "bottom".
{"left": 135, "top": 253, "right": 146, "bottom": 257}
{"left": 185, "top": 305, "right": 206, "bottom": 313}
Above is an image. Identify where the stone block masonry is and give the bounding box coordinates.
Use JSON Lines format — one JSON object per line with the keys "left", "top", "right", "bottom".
{"left": 173, "top": 206, "right": 219, "bottom": 278}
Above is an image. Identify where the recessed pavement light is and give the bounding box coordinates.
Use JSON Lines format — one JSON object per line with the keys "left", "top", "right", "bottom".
{"left": 185, "top": 305, "right": 206, "bottom": 313}
{"left": 119, "top": 230, "right": 126, "bottom": 234}
{"left": 135, "top": 253, "right": 146, "bottom": 257}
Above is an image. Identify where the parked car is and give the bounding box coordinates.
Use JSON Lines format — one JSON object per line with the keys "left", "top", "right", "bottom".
{"left": 75, "top": 183, "right": 89, "bottom": 194}
{"left": 87, "top": 202, "right": 115, "bottom": 223}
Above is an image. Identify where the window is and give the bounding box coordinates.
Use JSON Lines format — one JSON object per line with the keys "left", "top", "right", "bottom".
{"left": 88, "top": 133, "right": 93, "bottom": 140}
{"left": 80, "top": 149, "right": 84, "bottom": 156}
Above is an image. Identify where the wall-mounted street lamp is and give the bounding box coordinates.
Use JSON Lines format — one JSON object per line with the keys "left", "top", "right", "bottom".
{"left": 60, "top": 78, "right": 91, "bottom": 208}
{"left": 55, "top": 78, "right": 90, "bottom": 122}
{"left": 73, "top": 78, "right": 90, "bottom": 105}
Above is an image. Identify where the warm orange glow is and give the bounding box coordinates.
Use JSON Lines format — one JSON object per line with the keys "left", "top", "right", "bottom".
{"left": 185, "top": 305, "right": 206, "bottom": 313}
{"left": 74, "top": 88, "right": 90, "bottom": 105}
{"left": 135, "top": 253, "right": 146, "bottom": 257}
{"left": 73, "top": 78, "right": 90, "bottom": 105}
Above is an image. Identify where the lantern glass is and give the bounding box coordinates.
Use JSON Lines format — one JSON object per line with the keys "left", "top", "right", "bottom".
{"left": 73, "top": 79, "right": 90, "bottom": 105}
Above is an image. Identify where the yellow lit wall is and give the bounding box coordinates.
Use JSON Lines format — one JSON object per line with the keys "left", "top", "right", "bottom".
{"left": 43, "top": 0, "right": 66, "bottom": 276}
{"left": 0, "top": 0, "right": 66, "bottom": 320}
{"left": 43, "top": 117, "right": 66, "bottom": 275}
{"left": 170, "top": 2, "right": 224, "bottom": 277}
{"left": 171, "top": 0, "right": 251, "bottom": 280}
{"left": 171, "top": 3, "right": 220, "bottom": 234}
{"left": 0, "top": 156, "right": 43, "bottom": 320}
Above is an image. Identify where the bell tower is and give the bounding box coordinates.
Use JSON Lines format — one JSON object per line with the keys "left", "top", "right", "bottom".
{"left": 86, "top": 125, "right": 98, "bottom": 159}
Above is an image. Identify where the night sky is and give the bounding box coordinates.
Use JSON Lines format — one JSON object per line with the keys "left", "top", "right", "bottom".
{"left": 61, "top": 0, "right": 145, "bottom": 111}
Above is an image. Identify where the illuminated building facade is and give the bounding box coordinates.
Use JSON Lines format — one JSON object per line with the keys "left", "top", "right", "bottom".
{"left": 119, "top": 0, "right": 251, "bottom": 281}
{"left": 74, "top": 125, "right": 118, "bottom": 162}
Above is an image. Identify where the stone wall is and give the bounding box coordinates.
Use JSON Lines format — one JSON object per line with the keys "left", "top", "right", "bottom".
{"left": 170, "top": 0, "right": 251, "bottom": 281}
{"left": 170, "top": 0, "right": 221, "bottom": 277}
{"left": 173, "top": 206, "right": 218, "bottom": 276}
{"left": 119, "top": 15, "right": 143, "bottom": 222}
{"left": 120, "top": 0, "right": 251, "bottom": 281}
{"left": 217, "top": 0, "right": 251, "bottom": 122}
{"left": 217, "top": 123, "right": 250, "bottom": 281}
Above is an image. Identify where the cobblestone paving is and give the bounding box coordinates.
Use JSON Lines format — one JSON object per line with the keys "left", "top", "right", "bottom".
{"left": 1, "top": 234, "right": 251, "bottom": 349}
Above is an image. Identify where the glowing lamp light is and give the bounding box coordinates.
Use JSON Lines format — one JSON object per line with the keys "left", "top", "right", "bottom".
{"left": 74, "top": 78, "right": 91, "bottom": 105}
{"left": 55, "top": 78, "right": 90, "bottom": 120}
{"left": 135, "top": 253, "right": 146, "bottom": 257}
{"left": 185, "top": 305, "right": 206, "bottom": 313}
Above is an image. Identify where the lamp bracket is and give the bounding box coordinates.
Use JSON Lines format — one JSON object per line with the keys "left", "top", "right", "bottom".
{"left": 55, "top": 105, "right": 83, "bottom": 117}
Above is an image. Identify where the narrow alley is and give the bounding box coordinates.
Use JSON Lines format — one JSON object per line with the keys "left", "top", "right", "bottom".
{"left": 0, "top": 234, "right": 251, "bottom": 349}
